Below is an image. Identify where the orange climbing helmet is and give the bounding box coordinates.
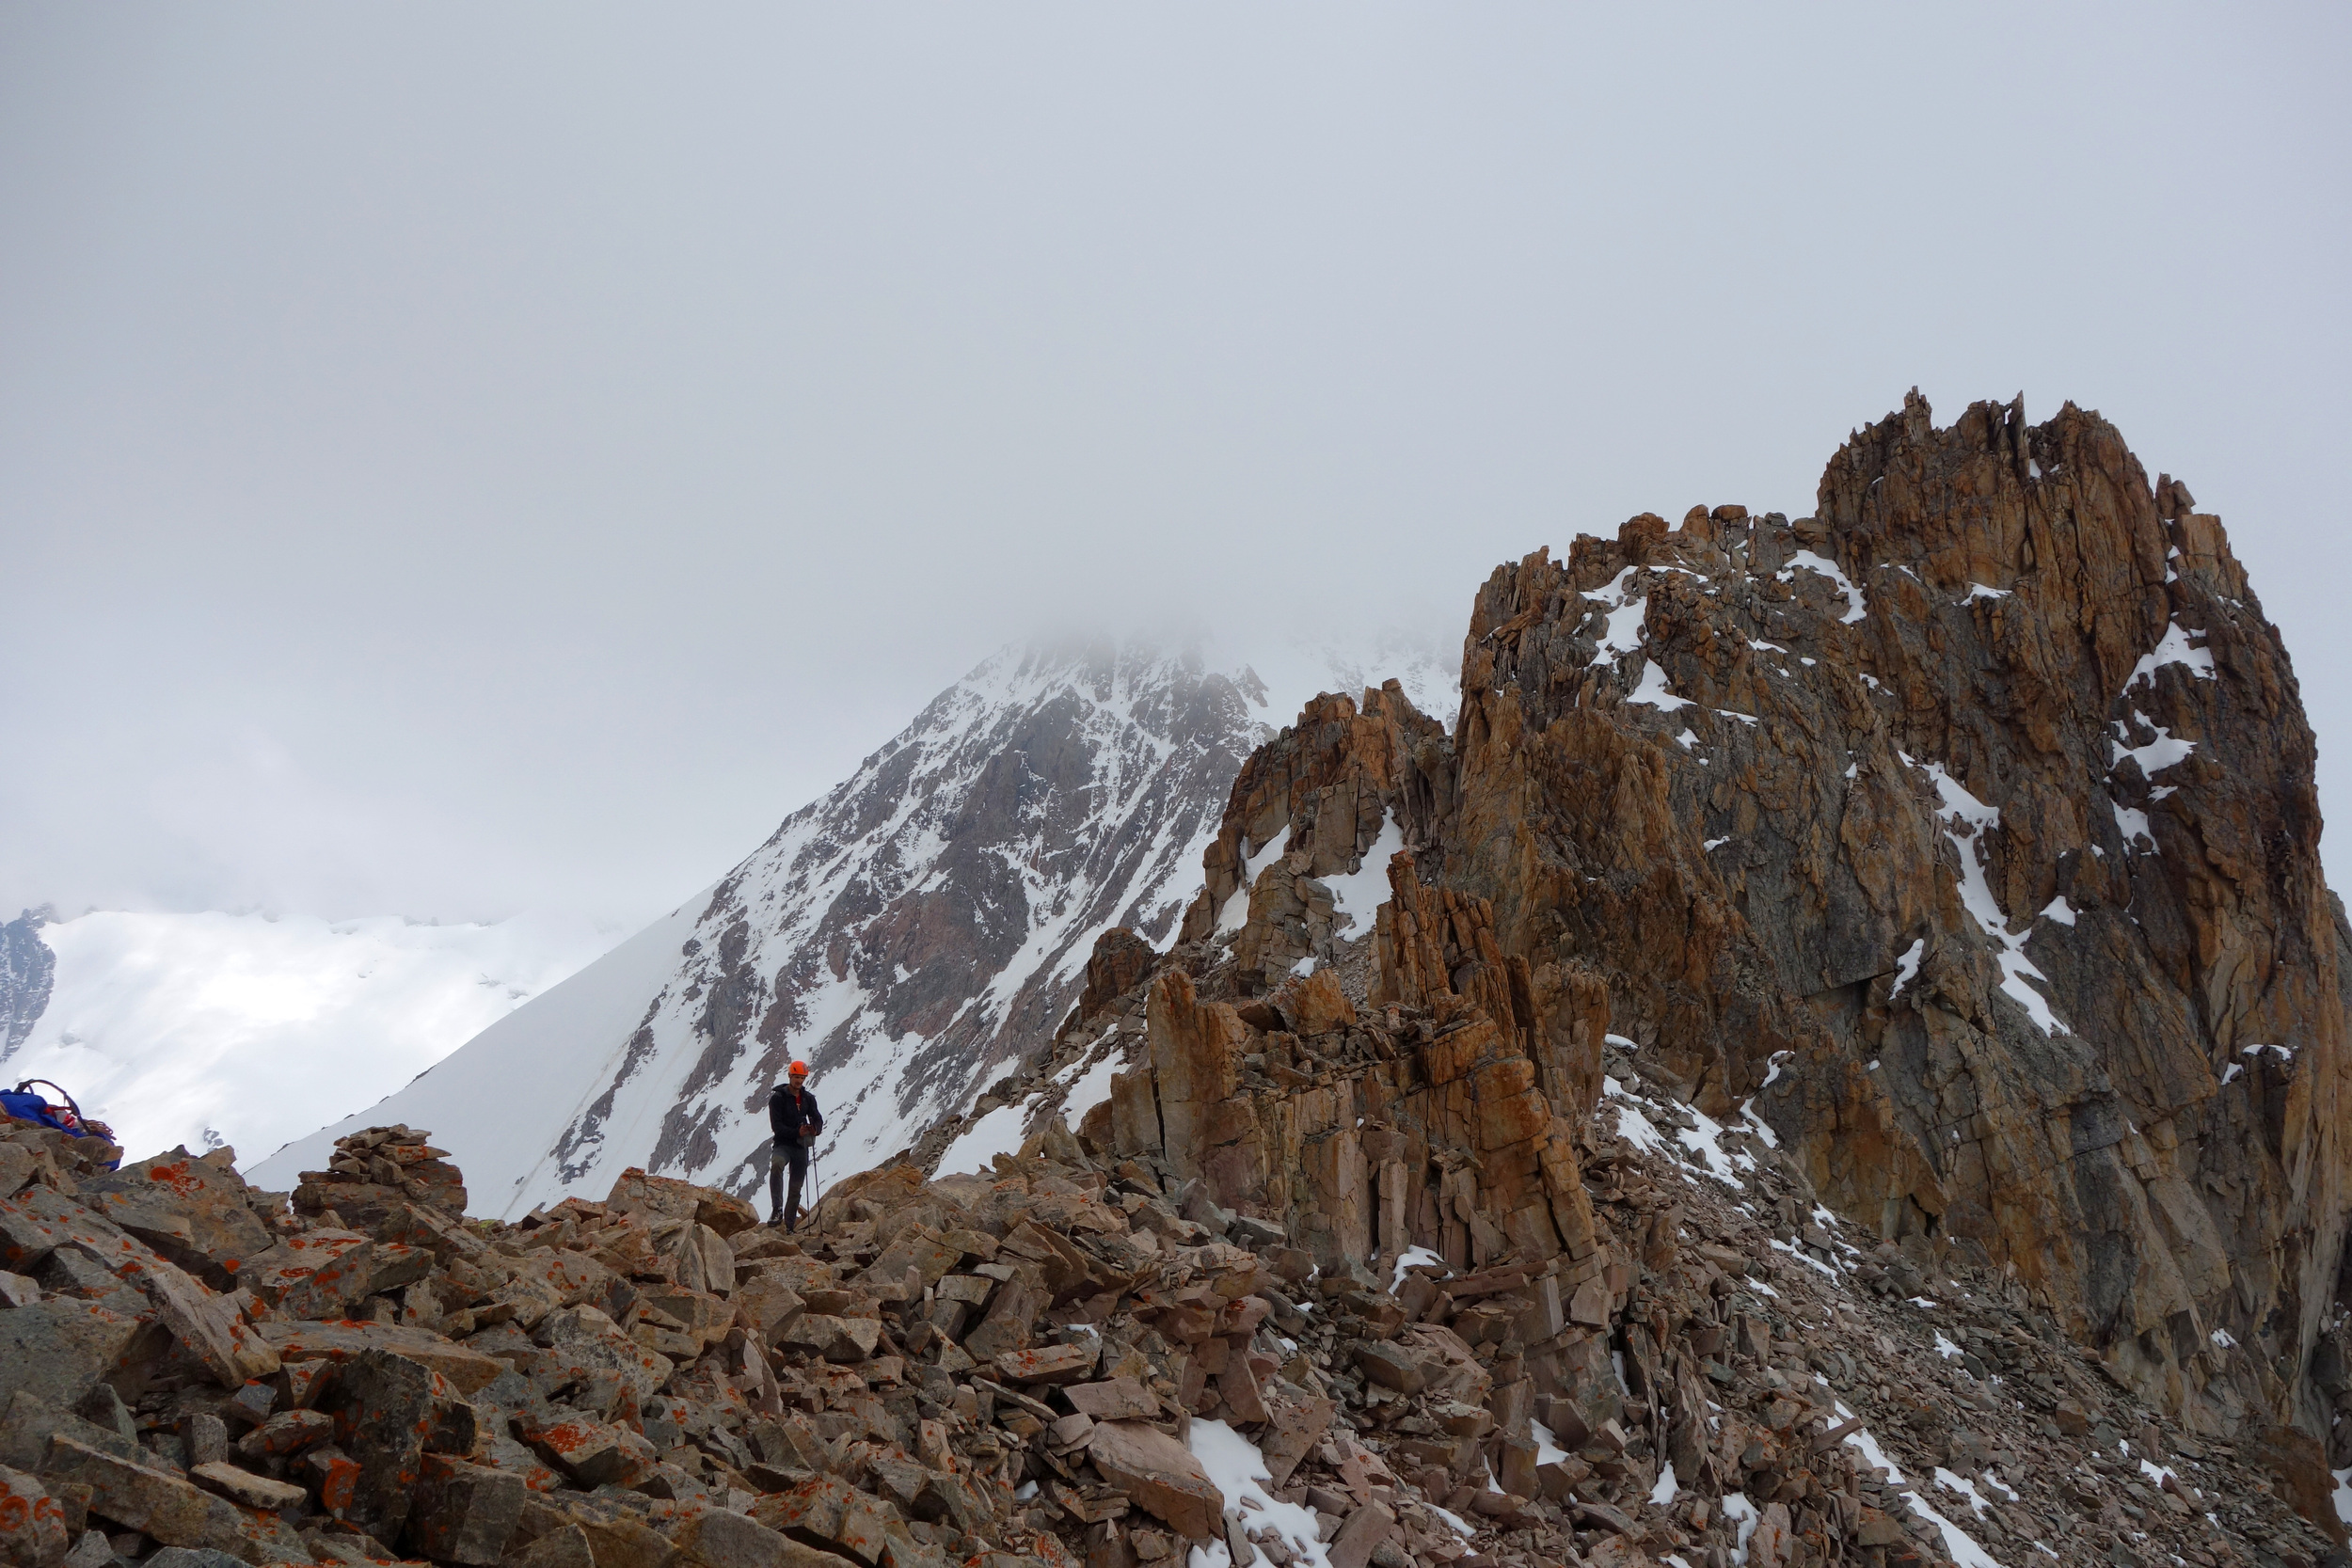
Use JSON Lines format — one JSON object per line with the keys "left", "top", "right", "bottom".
{"left": 788, "top": 1060, "right": 809, "bottom": 1078}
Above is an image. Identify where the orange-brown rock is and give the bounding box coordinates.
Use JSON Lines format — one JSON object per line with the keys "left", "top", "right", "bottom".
{"left": 1270, "top": 967, "right": 1357, "bottom": 1037}
{"left": 1138, "top": 392, "right": 2350, "bottom": 1449}
{"left": 1062, "top": 927, "right": 1159, "bottom": 1038}
{"left": 1114, "top": 854, "right": 1599, "bottom": 1279}
{"left": 1178, "top": 685, "right": 1452, "bottom": 990}
{"left": 1417, "top": 392, "right": 2348, "bottom": 1439}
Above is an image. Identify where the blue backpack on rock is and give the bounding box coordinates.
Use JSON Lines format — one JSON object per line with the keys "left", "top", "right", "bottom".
{"left": 1, "top": 1079, "right": 121, "bottom": 1168}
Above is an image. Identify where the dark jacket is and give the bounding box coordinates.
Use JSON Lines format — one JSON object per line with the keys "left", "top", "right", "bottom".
{"left": 769, "top": 1083, "right": 822, "bottom": 1151}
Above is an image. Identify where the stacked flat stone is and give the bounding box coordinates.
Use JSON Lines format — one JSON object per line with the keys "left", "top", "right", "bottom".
{"left": 293, "top": 1125, "right": 468, "bottom": 1229}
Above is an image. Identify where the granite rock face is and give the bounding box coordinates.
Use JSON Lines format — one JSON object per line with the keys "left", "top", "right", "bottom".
{"left": 1075, "top": 394, "right": 2350, "bottom": 1449}
{"left": 1436, "top": 394, "right": 2347, "bottom": 1440}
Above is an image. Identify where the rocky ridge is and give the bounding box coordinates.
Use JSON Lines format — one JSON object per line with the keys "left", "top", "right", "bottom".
{"left": 1426, "top": 395, "right": 2349, "bottom": 1448}
{"left": 895, "top": 395, "right": 2352, "bottom": 1555}
{"left": 5, "top": 976, "right": 2344, "bottom": 1568}
{"left": 926, "top": 913, "right": 2352, "bottom": 1567}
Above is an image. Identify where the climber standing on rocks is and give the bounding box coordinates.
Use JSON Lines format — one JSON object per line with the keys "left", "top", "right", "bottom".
{"left": 767, "top": 1058, "right": 822, "bottom": 1228}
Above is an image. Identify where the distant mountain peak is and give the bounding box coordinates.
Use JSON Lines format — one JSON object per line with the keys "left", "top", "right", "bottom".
{"left": 252, "top": 632, "right": 1454, "bottom": 1216}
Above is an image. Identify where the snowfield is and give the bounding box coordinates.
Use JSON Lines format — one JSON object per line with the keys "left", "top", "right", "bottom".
{"left": 2, "top": 910, "right": 614, "bottom": 1171}
{"left": 246, "top": 897, "right": 705, "bottom": 1205}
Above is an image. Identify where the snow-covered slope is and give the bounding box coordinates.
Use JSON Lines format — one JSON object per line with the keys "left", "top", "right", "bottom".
{"left": 252, "top": 636, "right": 1452, "bottom": 1218}
{"left": 1, "top": 910, "right": 612, "bottom": 1165}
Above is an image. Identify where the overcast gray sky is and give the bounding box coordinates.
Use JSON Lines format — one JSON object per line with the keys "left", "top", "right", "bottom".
{"left": 5, "top": 5, "right": 2347, "bottom": 928}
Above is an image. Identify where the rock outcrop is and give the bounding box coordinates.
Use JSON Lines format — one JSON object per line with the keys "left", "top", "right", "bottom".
{"left": 1424, "top": 393, "right": 2347, "bottom": 1447}
{"left": 1152, "top": 394, "right": 2352, "bottom": 1447}
{"left": 902, "top": 394, "right": 2352, "bottom": 1555}
{"left": 912, "top": 906, "right": 2349, "bottom": 1566}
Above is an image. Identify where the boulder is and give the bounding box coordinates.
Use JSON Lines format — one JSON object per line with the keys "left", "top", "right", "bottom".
{"left": 514, "top": 1412, "right": 657, "bottom": 1489}
{"left": 36, "top": 1436, "right": 309, "bottom": 1566}
{"left": 775, "top": 1314, "right": 878, "bottom": 1364}
{"left": 77, "top": 1151, "right": 273, "bottom": 1287}
{"left": 0, "top": 1303, "right": 137, "bottom": 1408}
{"left": 961, "top": 1277, "right": 1044, "bottom": 1362}
{"left": 577, "top": 1515, "right": 680, "bottom": 1568}
{"left": 507, "top": 1247, "right": 623, "bottom": 1313}
{"left": 532, "top": 1307, "right": 675, "bottom": 1402}
{"left": 731, "top": 1275, "right": 805, "bottom": 1346}
{"left": 670, "top": 1225, "right": 737, "bottom": 1298}
{"left": 666, "top": 1505, "right": 850, "bottom": 1568}
{"left": 990, "top": 1343, "right": 1097, "bottom": 1386}
{"left": 143, "top": 1550, "right": 248, "bottom": 1568}
{"left": 1273, "top": 969, "right": 1358, "bottom": 1037}
{"left": 187, "top": 1461, "right": 306, "bottom": 1512}
{"left": 1259, "top": 1389, "right": 1334, "bottom": 1489}
{"left": 0, "top": 1392, "right": 146, "bottom": 1478}
{"left": 245, "top": 1238, "right": 431, "bottom": 1322}
{"left": 1350, "top": 1342, "right": 1425, "bottom": 1395}
{"left": 859, "top": 1229, "right": 961, "bottom": 1296}
{"left": 1083, "top": 1421, "right": 1223, "bottom": 1541}
{"left": 605, "top": 1169, "right": 757, "bottom": 1241}
{"left": 310, "top": 1349, "right": 473, "bottom": 1544}
{"left": 636, "top": 1288, "right": 734, "bottom": 1353}
{"left": 0, "top": 1191, "right": 145, "bottom": 1280}
{"left": 501, "top": 1522, "right": 596, "bottom": 1568}
{"left": 1325, "top": 1502, "right": 1396, "bottom": 1568}
{"left": 259, "top": 1320, "right": 505, "bottom": 1395}
{"left": 233, "top": 1410, "right": 332, "bottom": 1461}
{"left": 113, "top": 1252, "right": 278, "bottom": 1388}
{"left": 402, "top": 1454, "right": 524, "bottom": 1565}
{"left": 1061, "top": 1379, "right": 1158, "bottom": 1422}
{"left": 753, "top": 1476, "right": 897, "bottom": 1565}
